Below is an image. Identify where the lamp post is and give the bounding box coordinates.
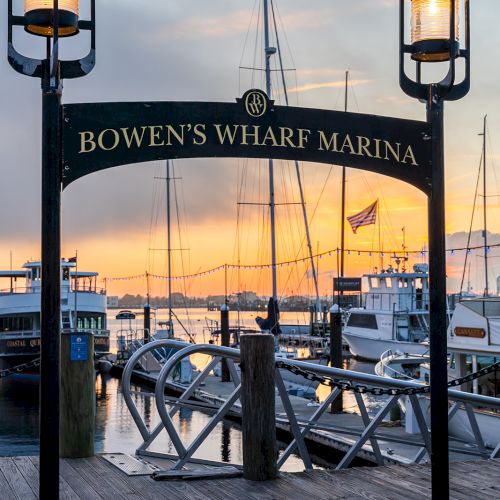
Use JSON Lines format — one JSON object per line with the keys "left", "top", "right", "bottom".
{"left": 7, "top": 1, "right": 95, "bottom": 498}
{"left": 399, "top": 1, "right": 470, "bottom": 498}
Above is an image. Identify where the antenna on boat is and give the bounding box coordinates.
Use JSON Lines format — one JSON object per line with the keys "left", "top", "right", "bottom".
{"left": 479, "top": 115, "right": 489, "bottom": 297}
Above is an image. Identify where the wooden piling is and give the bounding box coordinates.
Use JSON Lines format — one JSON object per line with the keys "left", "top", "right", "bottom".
{"left": 240, "top": 334, "right": 278, "bottom": 480}
{"left": 330, "top": 305, "right": 343, "bottom": 413}
{"left": 220, "top": 304, "right": 230, "bottom": 382}
{"left": 60, "top": 332, "right": 95, "bottom": 458}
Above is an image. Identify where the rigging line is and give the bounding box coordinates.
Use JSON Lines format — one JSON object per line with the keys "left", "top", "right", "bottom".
{"left": 486, "top": 124, "right": 500, "bottom": 203}
{"left": 272, "top": 0, "right": 297, "bottom": 78}
{"left": 459, "top": 149, "right": 484, "bottom": 297}
{"left": 271, "top": 0, "right": 321, "bottom": 312}
{"left": 281, "top": 165, "right": 334, "bottom": 296}
{"left": 148, "top": 162, "right": 163, "bottom": 276}
{"left": 239, "top": 0, "right": 259, "bottom": 69}
{"left": 172, "top": 162, "right": 193, "bottom": 332}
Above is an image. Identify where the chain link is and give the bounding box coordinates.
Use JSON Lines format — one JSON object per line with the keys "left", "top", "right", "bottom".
{"left": 276, "top": 360, "right": 500, "bottom": 396}
{"left": 0, "top": 358, "right": 41, "bottom": 379}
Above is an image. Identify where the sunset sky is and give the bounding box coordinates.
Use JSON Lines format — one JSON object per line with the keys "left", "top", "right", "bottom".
{"left": 1, "top": 0, "right": 500, "bottom": 299}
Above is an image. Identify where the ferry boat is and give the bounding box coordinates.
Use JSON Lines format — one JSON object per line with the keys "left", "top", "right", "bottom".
{"left": 343, "top": 264, "right": 430, "bottom": 361}
{"left": 0, "top": 260, "right": 110, "bottom": 375}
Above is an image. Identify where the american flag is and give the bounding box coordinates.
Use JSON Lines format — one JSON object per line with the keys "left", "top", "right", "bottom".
{"left": 347, "top": 200, "right": 378, "bottom": 234}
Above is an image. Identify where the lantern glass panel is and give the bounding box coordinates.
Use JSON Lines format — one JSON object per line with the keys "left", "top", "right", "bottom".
{"left": 411, "top": 0, "right": 459, "bottom": 61}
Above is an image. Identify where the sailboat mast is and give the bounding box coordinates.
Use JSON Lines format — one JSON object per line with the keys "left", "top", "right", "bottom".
{"left": 263, "top": 0, "right": 278, "bottom": 302}
{"left": 166, "top": 160, "right": 173, "bottom": 332}
{"left": 482, "top": 115, "right": 489, "bottom": 297}
{"left": 340, "top": 70, "right": 348, "bottom": 280}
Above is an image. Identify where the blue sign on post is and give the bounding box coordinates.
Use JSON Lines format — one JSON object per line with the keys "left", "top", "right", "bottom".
{"left": 70, "top": 335, "right": 88, "bottom": 361}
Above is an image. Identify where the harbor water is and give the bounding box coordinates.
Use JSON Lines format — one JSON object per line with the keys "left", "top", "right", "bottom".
{"left": 0, "top": 308, "right": 377, "bottom": 469}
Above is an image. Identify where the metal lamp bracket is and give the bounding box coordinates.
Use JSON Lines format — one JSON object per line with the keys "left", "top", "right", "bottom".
{"left": 7, "top": 0, "right": 96, "bottom": 80}
{"left": 399, "top": 0, "right": 470, "bottom": 102}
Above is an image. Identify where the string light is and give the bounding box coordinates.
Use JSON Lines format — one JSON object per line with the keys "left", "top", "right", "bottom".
{"left": 104, "top": 242, "right": 500, "bottom": 282}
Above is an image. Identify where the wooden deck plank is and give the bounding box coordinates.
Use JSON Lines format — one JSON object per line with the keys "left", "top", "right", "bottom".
{"left": 350, "top": 466, "right": 427, "bottom": 500}
{"left": 28, "top": 457, "right": 82, "bottom": 500}
{"left": 87, "top": 456, "right": 200, "bottom": 500}
{"left": 60, "top": 459, "right": 107, "bottom": 500}
{"left": 0, "top": 458, "right": 37, "bottom": 500}
{"left": 2, "top": 456, "right": 500, "bottom": 499}
{"left": 0, "top": 465, "right": 18, "bottom": 500}
{"left": 10, "top": 456, "right": 40, "bottom": 498}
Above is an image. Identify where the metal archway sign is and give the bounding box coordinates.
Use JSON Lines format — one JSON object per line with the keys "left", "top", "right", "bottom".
{"left": 62, "top": 89, "right": 432, "bottom": 194}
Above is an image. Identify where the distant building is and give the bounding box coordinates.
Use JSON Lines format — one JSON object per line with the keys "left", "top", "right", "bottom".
{"left": 107, "top": 296, "right": 119, "bottom": 308}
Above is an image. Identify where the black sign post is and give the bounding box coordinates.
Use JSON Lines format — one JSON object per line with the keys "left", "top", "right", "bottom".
{"left": 7, "top": 3, "right": 96, "bottom": 498}
{"left": 399, "top": 2, "right": 471, "bottom": 498}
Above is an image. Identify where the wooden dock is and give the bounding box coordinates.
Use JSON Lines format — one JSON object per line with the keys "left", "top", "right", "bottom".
{"left": 1, "top": 456, "right": 499, "bottom": 499}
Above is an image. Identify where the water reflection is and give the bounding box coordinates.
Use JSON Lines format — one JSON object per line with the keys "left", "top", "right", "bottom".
{"left": 2, "top": 374, "right": 308, "bottom": 470}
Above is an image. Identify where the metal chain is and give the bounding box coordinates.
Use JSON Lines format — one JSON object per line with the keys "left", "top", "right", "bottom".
{"left": 0, "top": 358, "right": 41, "bottom": 379}
{"left": 276, "top": 360, "right": 500, "bottom": 396}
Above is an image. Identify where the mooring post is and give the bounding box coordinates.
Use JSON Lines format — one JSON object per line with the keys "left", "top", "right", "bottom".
{"left": 329, "top": 304, "right": 343, "bottom": 413}
{"left": 60, "top": 332, "right": 95, "bottom": 458}
{"left": 220, "top": 303, "right": 230, "bottom": 382}
{"left": 144, "top": 304, "right": 151, "bottom": 344}
{"left": 240, "top": 334, "right": 278, "bottom": 480}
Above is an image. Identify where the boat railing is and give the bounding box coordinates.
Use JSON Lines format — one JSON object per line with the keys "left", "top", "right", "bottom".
{"left": 60, "top": 328, "right": 110, "bottom": 336}
{"left": 122, "top": 341, "right": 500, "bottom": 472}
{"left": 0, "top": 330, "right": 40, "bottom": 338}
{"left": 0, "top": 287, "right": 34, "bottom": 295}
{"left": 0, "top": 285, "right": 106, "bottom": 295}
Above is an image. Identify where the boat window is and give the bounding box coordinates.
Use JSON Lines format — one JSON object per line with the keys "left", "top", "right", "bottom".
{"left": 62, "top": 267, "right": 70, "bottom": 281}
{"left": 424, "top": 373, "right": 430, "bottom": 384}
{"left": 370, "top": 277, "right": 380, "bottom": 289}
{"left": 346, "top": 313, "right": 378, "bottom": 330}
{"left": 385, "top": 277, "right": 392, "bottom": 288}
{"left": 449, "top": 354, "right": 456, "bottom": 370}
{"left": 0, "top": 316, "right": 34, "bottom": 332}
{"left": 76, "top": 313, "right": 105, "bottom": 331}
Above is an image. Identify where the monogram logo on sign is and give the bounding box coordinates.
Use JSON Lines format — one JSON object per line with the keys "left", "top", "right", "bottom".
{"left": 244, "top": 89, "right": 267, "bottom": 117}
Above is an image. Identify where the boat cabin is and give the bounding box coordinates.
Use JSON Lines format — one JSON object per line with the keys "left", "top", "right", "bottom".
{"left": 362, "top": 264, "right": 429, "bottom": 313}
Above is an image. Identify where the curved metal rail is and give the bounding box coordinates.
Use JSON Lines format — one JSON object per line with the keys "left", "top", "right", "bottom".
{"left": 122, "top": 342, "right": 500, "bottom": 471}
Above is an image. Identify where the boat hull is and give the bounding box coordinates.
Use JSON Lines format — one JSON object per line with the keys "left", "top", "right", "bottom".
{"left": 343, "top": 332, "right": 428, "bottom": 362}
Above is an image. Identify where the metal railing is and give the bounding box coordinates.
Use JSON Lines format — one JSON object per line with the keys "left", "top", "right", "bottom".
{"left": 122, "top": 341, "right": 500, "bottom": 471}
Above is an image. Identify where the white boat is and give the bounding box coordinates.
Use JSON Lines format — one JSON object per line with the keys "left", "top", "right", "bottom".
{"left": 375, "top": 297, "right": 500, "bottom": 449}
{"left": 447, "top": 298, "right": 500, "bottom": 447}
{"left": 343, "top": 264, "right": 430, "bottom": 361}
{"left": 0, "top": 259, "right": 110, "bottom": 375}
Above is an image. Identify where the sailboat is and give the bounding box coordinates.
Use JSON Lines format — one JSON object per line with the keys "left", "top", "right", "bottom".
{"left": 243, "top": 0, "right": 326, "bottom": 353}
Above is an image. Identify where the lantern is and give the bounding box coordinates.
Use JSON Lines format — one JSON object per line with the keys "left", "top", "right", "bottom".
{"left": 24, "top": 0, "right": 79, "bottom": 37}
{"left": 411, "top": 0, "right": 459, "bottom": 62}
